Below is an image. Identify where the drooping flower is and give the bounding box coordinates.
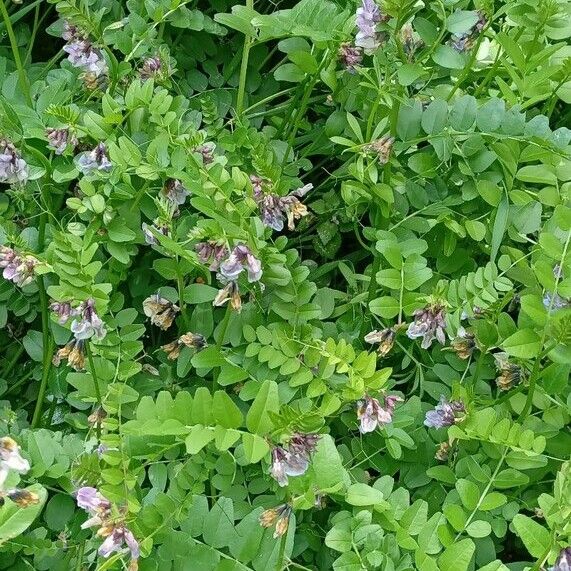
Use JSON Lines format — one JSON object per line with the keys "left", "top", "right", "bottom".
{"left": 0, "top": 139, "right": 29, "bottom": 184}
{"left": 46, "top": 127, "right": 78, "bottom": 155}
{"left": 424, "top": 396, "right": 465, "bottom": 428}
{"left": 357, "top": 394, "right": 402, "bottom": 433}
{"left": 364, "top": 328, "right": 396, "bottom": 357}
{"left": 494, "top": 352, "right": 525, "bottom": 391}
{"left": 450, "top": 327, "right": 475, "bottom": 360}
{"left": 364, "top": 135, "right": 394, "bottom": 164}
{"left": 52, "top": 339, "right": 86, "bottom": 371}
{"left": 195, "top": 143, "right": 215, "bottom": 165}
{"left": 143, "top": 293, "right": 180, "bottom": 330}
{"left": 162, "top": 179, "right": 189, "bottom": 207}
{"left": 213, "top": 280, "right": 242, "bottom": 312}
{"left": 259, "top": 504, "right": 292, "bottom": 538}
{"left": 219, "top": 245, "right": 262, "bottom": 283}
{"left": 98, "top": 525, "right": 140, "bottom": 562}
{"left": 269, "top": 433, "right": 320, "bottom": 486}
{"left": 254, "top": 183, "right": 312, "bottom": 232}
{"left": 435, "top": 441, "right": 451, "bottom": 462}
{"left": 62, "top": 22, "right": 108, "bottom": 78}
{"left": 50, "top": 301, "right": 78, "bottom": 325}
{"left": 195, "top": 241, "right": 229, "bottom": 271}
{"left": 355, "top": 0, "right": 386, "bottom": 54}
{"left": 76, "top": 143, "right": 112, "bottom": 175}
{"left": 338, "top": 43, "right": 363, "bottom": 72}
{"left": 70, "top": 299, "right": 107, "bottom": 341}
{"left": 0, "top": 437, "right": 30, "bottom": 488}
{"left": 250, "top": 175, "right": 265, "bottom": 196}
{"left": 551, "top": 547, "right": 571, "bottom": 571}
{"left": 0, "top": 247, "right": 38, "bottom": 287}
{"left": 161, "top": 332, "right": 207, "bottom": 360}
{"left": 401, "top": 23, "right": 423, "bottom": 60}
{"left": 407, "top": 303, "right": 447, "bottom": 349}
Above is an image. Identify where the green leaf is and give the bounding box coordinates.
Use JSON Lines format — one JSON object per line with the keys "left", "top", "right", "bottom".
{"left": 432, "top": 46, "right": 465, "bottom": 69}
{"left": 450, "top": 95, "right": 477, "bottom": 130}
{"left": 202, "top": 497, "right": 236, "bottom": 548}
{"left": 456, "top": 479, "right": 480, "bottom": 511}
{"left": 397, "top": 100, "right": 423, "bottom": 140}
{"left": 346, "top": 483, "right": 385, "bottom": 507}
{"left": 245, "top": 380, "right": 279, "bottom": 435}
{"left": 490, "top": 192, "right": 509, "bottom": 262}
{"left": 502, "top": 329, "right": 542, "bottom": 358}
{"left": 325, "top": 525, "right": 352, "bottom": 553}
{"left": 241, "top": 432, "right": 270, "bottom": 463}
{"left": 466, "top": 520, "right": 492, "bottom": 538}
{"left": 212, "top": 391, "right": 243, "bottom": 428}
{"left": 332, "top": 552, "right": 364, "bottom": 571}
{"left": 185, "top": 425, "right": 215, "bottom": 454}
{"left": 421, "top": 99, "right": 448, "bottom": 135}
{"left": 437, "top": 538, "right": 475, "bottom": 571}
{"left": 512, "top": 514, "right": 551, "bottom": 558}
{"left": 446, "top": 10, "right": 479, "bottom": 34}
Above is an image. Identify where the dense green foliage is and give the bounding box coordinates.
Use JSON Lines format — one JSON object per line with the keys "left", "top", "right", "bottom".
{"left": 0, "top": 0, "right": 570, "bottom": 569}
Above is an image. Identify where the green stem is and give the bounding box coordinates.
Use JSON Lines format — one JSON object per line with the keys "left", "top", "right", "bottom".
{"left": 86, "top": 343, "right": 103, "bottom": 439}
{"left": 0, "top": 0, "right": 32, "bottom": 106}
{"left": 213, "top": 304, "right": 233, "bottom": 385}
{"left": 235, "top": 0, "right": 254, "bottom": 116}
{"left": 1, "top": 344, "right": 24, "bottom": 378}
{"left": 75, "top": 541, "right": 85, "bottom": 571}
{"left": 276, "top": 531, "right": 288, "bottom": 571}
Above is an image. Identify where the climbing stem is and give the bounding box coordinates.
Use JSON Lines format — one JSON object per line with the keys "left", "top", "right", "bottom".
{"left": 235, "top": 0, "right": 254, "bottom": 116}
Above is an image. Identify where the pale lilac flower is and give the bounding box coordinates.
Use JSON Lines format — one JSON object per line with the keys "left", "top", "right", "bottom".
{"left": 551, "top": 547, "right": 571, "bottom": 571}
{"left": 338, "top": 43, "right": 362, "bottom": 72}
{"left": 355, "top": 0, "right": 384, "bottom": 54}
{"left": 76, "top": 143, "right": 112, "bottom": 175}
{"left": 255, "top": 184, "right": 312, "bottom": 232}
{"left": 424, "top": 396, "right": 465, "bottom": 428}
{"left": 98, "top": 526, "right": 139, "bottom": 561}
{"left": 195, "top": 241, "right": 228, "bottom": 271}
{"left": 0, "top": 247, "right": 38, "bottom": 287}
{"left": 70, "top": 299, "right": 106, "bottom": 341}
{"left": 0, "top": 139, "right": 28, "bottom": 184}
{"left": 50, "top": 301, "right": 78, "bottom": 325}
{"left": 63, "top": 34, "right": 108, "bottom": 77}
{"left": 407, "top": 304, "right": 447, "bottom": 349}
{"left": 162, "top": 179, "right": 189, "bottom": 206}
{"left": 357, "top": 394, "right": 402, "bottom": 433}
{"left": 195, "top": 143, "right": 215, "bottom": 165}
{"left": 62, "top": 21, "right": 81, "bottom": 42}
{"left": 46, "top": 127, "right": 78, "bottom": 155}
{"left": 250, "top": 175, "right": 265, "bottom": 196}
{"left": 76, "top": 486, "right": 110, "bottom": 514}
{"left": 0, "top": 437, "right": 30, "bottom": 488}
{"left": 270, "top": 434, "right": 320, "bottom": 486}
{"left": 219, "top": 245, "right": 262, "bottom": 283}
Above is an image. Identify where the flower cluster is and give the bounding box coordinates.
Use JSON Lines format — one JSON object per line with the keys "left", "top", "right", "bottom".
{"left": 219, "top": 245, "right": 262, "bottom": 283}
{"left": 143, "top": 293, "right": 180, "bottom": 330}
{"left": 162, "top": 179, "right": 189, "bottom": 208}
{"left": 76, "top": 143, "right": 112, "bottom": 175}
{"left": 161, "top": 332, "right": 207, "bottom": 359}
{"left": 62, "top": 21, "right": 108, "bottom": 80}
{"left": 450, "top": 11, "right": 487, "bottom": 52}
{"left": 270, "top": 433, "right": 320, "bottom": 487}
{"left": 338, "top": 43, "right": 362, "bottom": 73}
{"left": 357, "top": 394, "right": 402, "bottom": 433}
{"left": 494, "top": 352, "right": 526, "bottom": 391}
{"left": 364, "top": 328, "right": 396, "bottom": 357}
{"left": 46, "top": 127, "right": 78, "bottom": 155}
{"left": 52, "top": 299, "right": 106, "bottom": 371}
{"left": 0, "top": 139, "right": 29, "bottom": 184}
{"left": 76, "top": 487, "right": 139, "bottom": 569}
{"left": 252, "top": 177, "right": 312, "bottom": 232}
{"left": 195, "top": 241, "right": 229, "bottom": 271}
{"left": 424, "top": 397, "right": 465, "bottom": 428}
{"left": 401, "top": 23, "right": 423, "bottom": 60}
{"left": 364, "top": 135, "right": 395, "bottom": 164}
{"left": 450, "top": 327, "right": 476, "bottom": 360}
{"left": 259, "top": 504, "right": 292, "bottom": 538}
{"left": 407, "top": 303, "right": 447, "bottom": 349}
{"left": 0, "top": 246, "right": 38, "bottom": 287}
{"left": 355, "top": 0, "right": 387, "bottom": 54}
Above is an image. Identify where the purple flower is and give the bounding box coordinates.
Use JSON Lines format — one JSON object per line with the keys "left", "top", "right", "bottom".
{"left": 269, "top": 433, "right": 320, "bottom": 486}
{"left": 407, "top": 304, "right": 447, "bottom": 349}
{"left": 141, "top": 221, "right": 169, "bottom": 245}
{"left": 195, "top": 143, "right": 215, "bottom": 165}
{"left": 50, "top": 301, "right": 78, "bottom": 325}
{"left": 357, "top": 394, "right": 402, "bottom": 433}
{"left": 355, "top": 0, "right": 384, "bottom": 54}
{"left": 424, "top": 396, "right": 465, "bottom": 428}
{"left": 70, "top": 299, "right": 106, "bottom": 341}
{"left": 0, "top": 139, "right": 28, "bottom": 184}
{"left": 98, "top": 526, "right": 140, "bottom": 561}
{"left": 338, "top": 43, "right": 363, "bottom": 72}
{"left": 551, "top": 547, "right": 571, "bottom": 571}
{"left": 162, "top": 179, "right": 189, "bottom": 206}
{"left": 543, "top": 292, "right": 570, "bottom": 311}
{"left": 76, "top": 143, "right": 112, "bottom": 175}
{"left": 140, "top": 56, "right": 162, "bottom": 80}
{"left": 219, "top": 245, "right": 262, "bottom": 283}
{"left": 0, "top": 247, "right": 38, "bottom": 287}
{"left": 76, "top": 486, "right": 109, "bottom": 513}
{"left": 46, "top": 127, "right": 78, "bottom": 155}
{"left": 64, "top": 39, "right": 108, "bottom": 76}
{"left": 254, "top": 183, "right": 312, "bottom": 232}
{"left": 195, "top": 241, "right": 228, "bottom": 271}
{"left": 0, "top": 437, "right": 30, "bottom": 488}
